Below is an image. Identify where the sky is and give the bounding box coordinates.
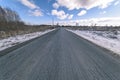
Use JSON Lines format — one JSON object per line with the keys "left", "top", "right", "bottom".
{"left": 0, "top": 0, "right": 120, "bottom": 26}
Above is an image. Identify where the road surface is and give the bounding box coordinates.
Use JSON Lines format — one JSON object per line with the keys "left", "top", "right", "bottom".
{"left": 0, "top": 28, "right": 120, "bottom": 80}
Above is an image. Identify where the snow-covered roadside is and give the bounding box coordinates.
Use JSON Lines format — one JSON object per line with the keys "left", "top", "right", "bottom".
{"left": 0, "top": 29, "right": 55, "bottom": 51}
{"left": 68, "top": 29, "right": 120, "bottom": 55}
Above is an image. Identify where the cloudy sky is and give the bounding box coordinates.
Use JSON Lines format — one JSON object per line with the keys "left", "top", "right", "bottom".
{"left": 0, "top": 0, "right": 120, "bottom": 25}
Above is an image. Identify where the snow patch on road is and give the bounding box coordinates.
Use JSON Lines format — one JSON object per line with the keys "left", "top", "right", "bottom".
{"left": 0, "top": 29, "right": 55, "bottom": 51}
{"left": 68, "top": 30, "right": 120, "bottom": 55}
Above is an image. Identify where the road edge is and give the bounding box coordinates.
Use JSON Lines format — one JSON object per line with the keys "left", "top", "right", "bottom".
{"left": 0, "top": 29, "right": 56, "bottom": 57}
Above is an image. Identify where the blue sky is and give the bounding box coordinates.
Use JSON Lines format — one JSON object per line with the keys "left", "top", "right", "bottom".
{"left": 0, "top": 0, "right": 120, "bottom": 25}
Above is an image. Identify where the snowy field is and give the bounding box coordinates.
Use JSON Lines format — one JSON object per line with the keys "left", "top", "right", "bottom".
{"left": 68, "top": 29, "right": 120, "bottom": 55}
{"left": 0, "top": 29, "right": 54, "bottom": 51}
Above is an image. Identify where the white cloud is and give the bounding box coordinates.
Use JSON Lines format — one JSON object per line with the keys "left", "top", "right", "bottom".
{"left": 78, "top": 17, "right": 120, "bottom": 26}
{"left": 94, "top": 17, "right": 120, "bottom": 26}
{"left": 20, "top": 0, "right": 38, "bottom": 9}
{"left": 51, "top": 10, "right": 73, "bottom": 20}
{"left": 100, "top": 11, "right": 106, "bottom": 14}
{"left": 19, "top": 0, "right": 43, "bottom": 16}
{"left": 53, "top": 3, "right": 59, "bottom": 9}
{"left": 29, "top": 9, "right": 43, "bottom": 16}
{"left": 51, "top": 10, "right": 69, "bottom": 20}
{"left": 80, "top": 17, "right": 120, "bottom": 26}
{"left": 57, "top": 17, "right": 120, "bottom": 26}
{"left": 78, "top": 10, "right": 87, "bottom": 16}
{"left": 68, "top": 14, "right": 73, "bottom": 19}
{"left": 114, "top": 1, "right": 120, "bottom": 6}
{"left": 56, "top": 0, "right": 115, "bottom": 10}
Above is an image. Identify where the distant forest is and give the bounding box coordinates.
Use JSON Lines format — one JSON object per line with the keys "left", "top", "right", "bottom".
{"left": 0, "top": 6, "right": 53, "bottom": 39}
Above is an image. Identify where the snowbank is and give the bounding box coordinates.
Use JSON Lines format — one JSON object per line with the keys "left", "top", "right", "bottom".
{"left": 0, "top": 29, "right": 55, "bottom": 51}
{"left": 68, "top": 30, "right": 120, "bottom": 55}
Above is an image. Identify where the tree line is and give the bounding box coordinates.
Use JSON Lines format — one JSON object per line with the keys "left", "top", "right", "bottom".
{"left": 0, "top": 6, "right": 54, "bottom": 39}
{"left": 0, "top": 7, "right": 20, "bottom": 22}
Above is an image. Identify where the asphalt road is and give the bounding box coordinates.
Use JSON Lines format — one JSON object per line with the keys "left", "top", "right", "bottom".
{"left": 0, "top": 28, "right": 120, "bottom": 80}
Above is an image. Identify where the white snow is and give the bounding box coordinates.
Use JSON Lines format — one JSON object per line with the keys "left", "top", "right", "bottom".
{"left": 0, "top": 29, "right": 55, "bottom": 51}
{"left": 68, "top": 29, "right": 120, "bottom": 55}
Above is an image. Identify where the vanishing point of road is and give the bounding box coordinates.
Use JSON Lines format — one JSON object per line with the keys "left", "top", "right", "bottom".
{"left": 0, "top": 28, "right": 120, "bottom": 80}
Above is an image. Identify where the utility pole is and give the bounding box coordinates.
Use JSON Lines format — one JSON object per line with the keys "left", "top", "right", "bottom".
{"left": 52, "top": 17, "right": 54, "bottom": 27}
